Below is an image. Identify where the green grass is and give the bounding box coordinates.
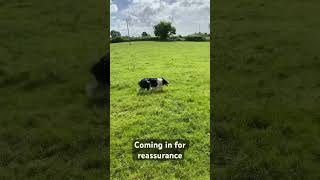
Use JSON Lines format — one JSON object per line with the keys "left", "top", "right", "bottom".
{"left": 0, "top": 0, "right": 107, "bottom": 179}
{"left": 213, "top": 0, "right": 320, "bottom": 179}
{"left": 110, "top": 41, "right": 210, "bottom": 179}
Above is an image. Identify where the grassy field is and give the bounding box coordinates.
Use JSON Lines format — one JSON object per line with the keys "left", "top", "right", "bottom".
{"left": 0, "top": 0, "right": 107, "bottom": 179}
{"left": 213, "top": 0, "right": 320, "bottom": 179}
{"left": 110, "top": 41, "right": 210, "bottom": 179}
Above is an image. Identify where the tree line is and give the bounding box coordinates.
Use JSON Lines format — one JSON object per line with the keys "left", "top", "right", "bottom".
{"left": 110, "top": 21, "right": 210, "bottom": 43}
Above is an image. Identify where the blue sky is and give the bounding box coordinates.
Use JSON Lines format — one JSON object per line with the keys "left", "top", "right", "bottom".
{"left": 111, "top": 0, "right": 130, "bottom": 10}
{"left": 110, "top": 0, "right": 210, "bottom": 37}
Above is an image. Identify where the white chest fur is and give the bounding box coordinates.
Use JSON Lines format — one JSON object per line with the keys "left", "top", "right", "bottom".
{"left": 156, "top": 78, "right": 163, "bottom": 87}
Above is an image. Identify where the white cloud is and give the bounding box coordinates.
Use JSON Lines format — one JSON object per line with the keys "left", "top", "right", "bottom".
{"left": 110, "top": 0, "right": 118, "bottom": 14}
{"left": 111, "top": 0, "right": 210, "bottom": 36}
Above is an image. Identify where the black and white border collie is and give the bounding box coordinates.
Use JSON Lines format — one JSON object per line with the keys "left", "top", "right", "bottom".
{"left": 139, "top": 78, "right": 169, "bottom": 90}
{"left": 86, "top": 52, "right": 109, "bottom": 98}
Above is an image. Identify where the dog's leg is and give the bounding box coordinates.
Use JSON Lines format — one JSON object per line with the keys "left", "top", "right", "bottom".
{"left": 86, "top": 81, "right": 99, "bottom": 98}
{"left": 147, "top": 83, "right": 151, "bottom": 91}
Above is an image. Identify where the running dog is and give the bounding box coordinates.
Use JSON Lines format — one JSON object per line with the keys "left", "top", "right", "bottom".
{"left": 139, "top": 78, "right": 169, "bottom": 90}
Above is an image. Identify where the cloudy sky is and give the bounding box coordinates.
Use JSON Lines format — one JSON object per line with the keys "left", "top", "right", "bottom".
{"left": 110, "top": 0, "right": 210, "bottom": 37}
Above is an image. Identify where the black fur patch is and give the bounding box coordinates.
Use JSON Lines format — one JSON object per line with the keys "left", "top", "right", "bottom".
{"left": 91, "top": 52, "right": 110, "bottom": 86}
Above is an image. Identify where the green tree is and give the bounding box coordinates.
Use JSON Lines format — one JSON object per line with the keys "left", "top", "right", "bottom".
{"left": 141, "top": 32, "right": 150, "bottom": 37}
{"left": 111, "top": 30, "right": 121, "bottom": 38}
{"left": 153, "top": 21, "right": 176, "bottom": 40}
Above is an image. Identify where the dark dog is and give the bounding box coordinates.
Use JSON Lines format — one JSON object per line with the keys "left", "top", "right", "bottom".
{"left": 139, "top": 78, "right": 169, "bottom": 90}
{"left": 86, "top": 52, "right": 109, "bottom": 98}
{"left": 91, "top": 52, "right": 110, "bottom": 86}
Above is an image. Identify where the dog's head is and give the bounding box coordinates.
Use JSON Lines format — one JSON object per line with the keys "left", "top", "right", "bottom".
{"left": 162, "top": 78, "right": 169, "bottom": 86}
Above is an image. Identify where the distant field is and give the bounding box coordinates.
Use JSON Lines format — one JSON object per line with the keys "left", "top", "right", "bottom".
{"left": 213, "top": 0, "right": 320, "bottom": 179}
{"left": 110, "top": 41, "right": 210, "bottom": 179}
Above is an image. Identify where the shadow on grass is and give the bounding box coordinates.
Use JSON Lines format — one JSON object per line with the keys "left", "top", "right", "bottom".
{"left": 137, "top": 88, "right": 167, "bottom": 96}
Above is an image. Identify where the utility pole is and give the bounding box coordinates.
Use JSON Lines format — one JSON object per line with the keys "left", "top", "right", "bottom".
{"left": 126, "top": 18, "right": 131, "bottom": 45}
{"left": 126, "top": 18, "right": 130, "bottom": 37}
